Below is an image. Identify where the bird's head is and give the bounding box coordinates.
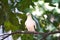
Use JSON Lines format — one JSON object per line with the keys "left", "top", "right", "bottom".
{"left": 26, "top": 12, "right": 31, "bottom": 16}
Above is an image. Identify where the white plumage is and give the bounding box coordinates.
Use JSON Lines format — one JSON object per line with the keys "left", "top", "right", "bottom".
{"left": 25, "top": 12, "right": 36, "bottom": 32}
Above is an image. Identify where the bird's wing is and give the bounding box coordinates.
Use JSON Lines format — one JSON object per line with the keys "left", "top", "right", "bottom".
{"left": 33, "top": 20, "right": 37, "bottom": 29}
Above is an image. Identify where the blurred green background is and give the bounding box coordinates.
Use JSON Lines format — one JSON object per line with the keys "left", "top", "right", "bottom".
{"left": 0, "top": 0, "right": 60, "bottom": 40}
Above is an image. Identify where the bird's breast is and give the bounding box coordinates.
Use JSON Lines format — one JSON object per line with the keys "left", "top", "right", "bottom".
{"left": 25, "top": 19, "right": 35, "bottom": 27}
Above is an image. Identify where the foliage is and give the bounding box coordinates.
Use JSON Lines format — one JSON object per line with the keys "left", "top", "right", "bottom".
{"left": 0, "top": 0, "right": 60, "bottom": 40}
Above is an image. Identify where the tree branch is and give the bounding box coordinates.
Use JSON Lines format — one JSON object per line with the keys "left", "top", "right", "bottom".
{"left": 0, "top": 30, "right": 60, "bottom": 40}
{"left": 41, "top": 31, "right": 60, "bottom": 40}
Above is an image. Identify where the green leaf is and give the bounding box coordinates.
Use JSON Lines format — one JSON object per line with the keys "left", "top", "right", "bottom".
{"left": 4, "top": 20, "right": 20, "bottom": 32}
{"left": 52, "top": 0, "right": 60, "bottom": 3}
{"left": 16, "top": 13, "right": 27, "bottom": 30}
{"left": 8, "top": 13, "right": 19, "bottom": 26}
{"left": 32, "top": 0, "right": 38, "bottom": 2}
{"left": 17, "top": 0, "right": 32, "bottom": 11}
{"left": 4, "top": 20, "right": 21, "bottom": 40}
{"left": 21, "top": 34, "right": 33, "bottom": 40}
{"left": 44, "top": 0, "right": 52, "bottom": 3}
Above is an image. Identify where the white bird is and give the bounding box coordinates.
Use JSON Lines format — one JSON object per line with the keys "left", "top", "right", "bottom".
{"left": 25, "top": 12, "right": 36, "bottom": 32}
